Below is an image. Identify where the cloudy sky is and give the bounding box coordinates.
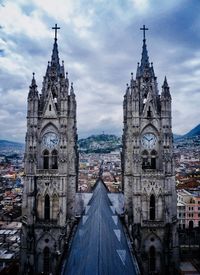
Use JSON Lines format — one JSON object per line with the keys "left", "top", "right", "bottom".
{"left": 0, "top": 0, "right": 200, "bottom": 142}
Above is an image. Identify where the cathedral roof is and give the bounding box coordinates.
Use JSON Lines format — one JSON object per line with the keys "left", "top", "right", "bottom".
{"left": 62, "top": 180, "right": 139, "bottom": 275}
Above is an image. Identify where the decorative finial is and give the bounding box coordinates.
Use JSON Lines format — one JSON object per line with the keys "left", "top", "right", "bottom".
{"left": 140, "top": 25, "right": 148, "bottom": 40}
{"left": 163, "top": 76, "right": 168, "bottom": 87}
{"left": 131, "top": 72, "right": 133, "bottom": 78}
{"left": 52, "top": 23, "right": 60, "bottom": 40}
{"left": 31, "top": 72, "right": 37, "bottom": 88}
{"left": 70, "top": 82, "right": 74, "bottom": 94}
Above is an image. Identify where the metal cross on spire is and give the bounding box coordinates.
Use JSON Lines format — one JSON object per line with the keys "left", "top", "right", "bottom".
{"left": 52, "top": 24, "right": 60, "bottom": 40}
{"left": 140, "top": 25, "right": 148, "bottom": 40}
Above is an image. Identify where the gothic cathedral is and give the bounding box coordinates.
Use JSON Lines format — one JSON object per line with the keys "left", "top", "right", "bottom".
{"left": 122, "top": 26, "right": 179, "bottom": 274}
{"left": 21, "top": 25, "right": 78, "bottom": 274}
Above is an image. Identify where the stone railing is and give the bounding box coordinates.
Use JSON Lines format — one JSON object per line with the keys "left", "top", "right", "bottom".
{"left": 36, "top": 219, "right": 59, "bottom": 228}
{"left": 142, "top": 220, "right": 165, "bottom": 227}
{"left": 36, "top": 169, "right": 59, "bottom": 175}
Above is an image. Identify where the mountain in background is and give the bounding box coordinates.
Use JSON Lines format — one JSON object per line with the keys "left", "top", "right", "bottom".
{"left": 183, "top": 124, "right": 200, "bottom": 138}
{"left": 0, "top": 123, "right": 200, "bottom": 154}
{"left": 0, "top": 140, "right": 24, "bottom": 155}
{"left": 78, "top": 134, "right": 121, "bottom": 153}
{"left": 173, "top": 134, "right": 183, "bottom": 140}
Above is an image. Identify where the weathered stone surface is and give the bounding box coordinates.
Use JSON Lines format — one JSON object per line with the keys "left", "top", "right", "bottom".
{"left": 122, "top": 30, "right": 179, "bottom": 274}
{"left": 21, "top": 29, "right": 78, "bottom": 274}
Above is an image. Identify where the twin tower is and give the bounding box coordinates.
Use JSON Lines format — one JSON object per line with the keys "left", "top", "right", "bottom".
{"left": 21, "top": 25, "right": 179, "bottom": 275}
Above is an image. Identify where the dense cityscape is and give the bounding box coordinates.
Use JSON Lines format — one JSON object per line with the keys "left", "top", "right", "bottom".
{"left": 1, "top": 2, "right": 200, "bottom": 273}
{"left": 0, "top": 132, "right": 200, "bottom": 274}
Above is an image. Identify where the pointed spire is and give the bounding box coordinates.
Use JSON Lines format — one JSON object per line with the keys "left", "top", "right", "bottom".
{"left": 141, "top": 36, "right": 150, "bottom": 69}
{"left": 31, "top": 72, "right": 37, "bottom": 88}
{"left": 65, "top": 72, "right": 69, "bottom": 87}
{"left": 130, "top": 72, "right": 134, "bottom": 88}
{"left": 125, "top": 83, "right": 130, "bottom": 97}
{"left": 140, "top": 25, "right": 150, "bottom": 69}
{"left": 70, "top": 82, "right": 74, "bottom": 95}
{"left": 50, "top": 24, "right": 61, "bottom": 69}
{"left": 28, "top": 73, "right": 38, "bottom": 98}
{"left": 136, "top": 62, "right": 140, "bottom": 78}
{"left": 136, "top": 25, "right": 156, "bottom": 79}
{"left": 51, "top": 38, "right": 60, "bottom": 67}
{"left": 163, "top": 76, "right": 169, "bottom": 88}
{"left": 150, "top": 62, "right": 155, "bottom": 77}
{"left": 161, "top": 76, "right": 171, "bottom": 99}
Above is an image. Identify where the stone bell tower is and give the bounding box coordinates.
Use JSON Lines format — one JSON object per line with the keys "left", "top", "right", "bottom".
{"left": 21, "top": 24, "right": 78, "bottom": 274}
{"left": 122, "top": 26, "right": 179, "bottom": 274}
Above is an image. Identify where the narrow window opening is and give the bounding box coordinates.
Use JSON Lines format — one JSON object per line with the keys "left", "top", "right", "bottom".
{"left": 150, "top": 194, "right": 155, "bottom": 220}
{"left": 142, "top": 150, "right": 150, "bottom": 169}
{"left": 43, "top": 247, "right": 50, "bottom": 273}
{"left": 142, "top": 157, "right": 150, "bottom": 169}
{"left": 43, "top": 150, "right": 49, "bottom": 169}
{"left": 44, "top": 194, "right": 50, "bottom": 220}
{"left": 151, "top": 158, "right": 156, "bottom": 169}
{"left": 49, "top": 104, "right": 51, "bottom": 111}
{"left": 150, "top": 150, "right": 157, "bottom": 170}
{"left": 189, "top": 220, "right": 193, "bottom": 230}
{"left": 149, "top": 246, "right": 156, "bottom": 272}
{"left": 147, "top": 106, "right": 152, "bottom": 118}
{"left": 51, "top": 150, "right": 58, "bottom": 169}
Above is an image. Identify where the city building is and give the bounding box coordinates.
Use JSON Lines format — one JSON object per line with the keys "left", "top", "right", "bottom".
{"left": 20, "top": 25, "right": 78, "bottom": 274}
{"left": 177, "top": 189, "right": 200, "bottom": 229}
{"left": 122, "top": 26, "right": 179, "bottom": 274}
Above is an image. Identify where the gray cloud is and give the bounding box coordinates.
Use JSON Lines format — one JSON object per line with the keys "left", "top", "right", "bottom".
{"left": 0, "top": 0, "right": 200, "bottom": 141}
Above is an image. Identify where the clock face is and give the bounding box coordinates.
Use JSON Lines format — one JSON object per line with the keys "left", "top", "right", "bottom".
{"left": 42, "top": 132, "right": 59, "bottom": 148}
{"left": 141, "top": 133, "right": 157, "bottom": 149}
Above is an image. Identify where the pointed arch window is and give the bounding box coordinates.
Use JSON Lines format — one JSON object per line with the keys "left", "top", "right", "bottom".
{"left": 52, "top": 194, "right": 59, "bottom": 220}
{"left": 150, "top": 194, "right": 155, "bottom": 220}
{"left": 149, "top": 246, "right": 156, "bottom": 272}
{"left": 43, "top": 247, "right": 50, "bottom": 273}
{"left": 43, "top": 150, "right": 49, "bottom": 169}
{"left": 44, "top": 194, "right": 50, "bottom": 220}
{"left": 51, "top": 149, "right": 58, "bottom": 169}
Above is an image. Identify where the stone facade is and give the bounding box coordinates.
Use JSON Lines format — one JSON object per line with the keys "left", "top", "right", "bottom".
{"left": 21, "top": 27, "right": 78, "bottom": 274}
{"left": 122, "top": 28, "right": 179, "bottom": 274}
